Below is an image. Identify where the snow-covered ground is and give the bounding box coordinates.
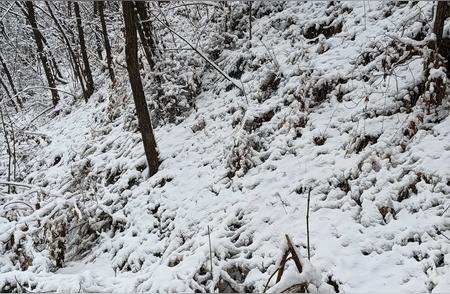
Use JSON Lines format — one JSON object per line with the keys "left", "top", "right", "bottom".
{"left": 0, "top": 1, "right": 449, "bottom": 292}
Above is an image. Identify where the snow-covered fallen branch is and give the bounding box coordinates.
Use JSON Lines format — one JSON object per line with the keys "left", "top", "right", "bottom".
{"left": 0, "top": 181, "right": 66, "bottom": 198}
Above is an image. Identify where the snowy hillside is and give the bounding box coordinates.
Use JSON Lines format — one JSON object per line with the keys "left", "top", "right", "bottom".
{"left": 0, "top": 1, "right": 449, "bottom": 292}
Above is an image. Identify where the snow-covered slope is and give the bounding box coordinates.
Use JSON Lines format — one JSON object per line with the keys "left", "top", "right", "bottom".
{"left": 1, "top": 1, "right": 449, "bottom": 292}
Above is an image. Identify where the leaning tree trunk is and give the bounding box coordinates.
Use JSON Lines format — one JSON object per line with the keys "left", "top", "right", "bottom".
{"left": 0, "top": 76, "right": 18, "bottom": 112}
{"left": 25, "top": 1, "right": 59, "bottom": 106}
{"left": 0, "top": 76, "right": 11, "bottom": 99}
{"left": 0, "top": 53, "right": 17, "bottom": 96}
{"left": 97, "top": 1, "right": 115, "bottom": 83}
{"left": 74, "top": 1, "right": 94, "bottom": 100}
{"left": 123, "top": 1, "right": 160, "bottom": 177}
{"left": 0, "top": 53, "right": 22, "bottom": 109}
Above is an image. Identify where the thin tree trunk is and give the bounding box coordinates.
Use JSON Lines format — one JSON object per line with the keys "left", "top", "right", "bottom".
{"left": 0, "top": 107, "right": 11, "bottom": 193}
{"left": 0, "top": 76, "right": 18, "bottom": 112}
{"left": 45, "top": 1, "right": 87, "bottom": 98}
{"left": 222, "top": 1, "right": 229, "bottom": 33}
{"left": 74, "top": 1, "right": 94, "bottom": 100}
{"left": 123, "top": 1, "right": 160, "bottom": 177}
{"left": 67, "top": 1, "right": 72, "bottom": 17}
{"left": 135, "top": 1, "right": 157, "bottom": 69}
{"left": 0, "top": 53, "right": 17, "bottom": 95}
{"left": 25, "top": 1, "right": 59, "bottom": 106}
{"left": 0, "top": 76, "right": 11, "bottom": 98}
{"left": 249, "top": 2, "right": 252, "bottom": 43}
{"left": 0, "top": 54, "right": 22, "bottom": 109}
{"left": 97, "top": 1, "right": 115, "bottom": 83}
{"left": 5, "top": 109, "right": 17, "bottom": 189}
{"left": 0, "top": 54, "right": 24, "bottom": 110}
{"left": 16, "top": 2, "right": 66, "bottom": 84}
{"left": 93, "top": 2, "right": 103, "bottom": 60}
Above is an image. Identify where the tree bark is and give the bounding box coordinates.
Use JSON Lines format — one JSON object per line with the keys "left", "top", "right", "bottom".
{"left": 0, "top": 107, "right": 12, "bottom": 193}
{"left": 0, "top": 76, "right": 19, "bottom": 112}
{"left": 0, "top": 53, "right": 17, "bottom": 96}
{"left": 67, "top": 1, "right": 72, "bottom": 17}
{"left": 135, "top": 1, "right": 157, "bottom": 69}
{"left": 123, "top": 1, "right": 160, "bottom": 177}
{"left": 74, "top": 1, "right": 94, "bottom": 100}
{"left": 93, "top": 2, "right": 103, "bottom": 60}
{"left": 0, "top": 53, "right": 22, "bottom": 109}
{"left": 0, "top": 76, "right": 11, "bottom": 99}
{"left": 25, "top": 1, "right": 59, "bottom": 106}
{"left": 433, "top": 1, "right": 449, "bottom": 50}
{"left": 97, "top": 1, "right": 115, "bottom": 83}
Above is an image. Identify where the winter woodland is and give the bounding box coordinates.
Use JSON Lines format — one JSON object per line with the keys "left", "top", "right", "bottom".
{"left": 0, "top": 1, "right": 449, "bottom": 292}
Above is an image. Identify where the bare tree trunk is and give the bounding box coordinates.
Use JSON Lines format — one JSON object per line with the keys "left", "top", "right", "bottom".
{"left": 135, "top": 1, "right": 157, "bottom": 69}
{"left": 67, "top": 1, "right": 72, "bottom": 17}
{"left": 16, "top": 2, "right": 65, "bottom": 85}
{"left": 222, "top": 1, "right": 229, "bottom": 33}
{"left": 74, "top": 1, "right": 94, "bottom": 100}
{"left": 0, "top": 53, "right": 17, "bottom": 96}
{"left": 45, "top": 1, "right": 87, "bottom": 98}
{"left": 97, "top": 1, "right": 115, "bottom": 83}
{"left": 0, "top": 77, "right": 18, "bottom": 112}
{"left": 432, "top": 2, "right": 450, "bottom": 75}
{"left": 0, "top": 107, "right": 11, "bottom": 193}
{"left": 0, "top": 53, "right": 22, "bottom": 109}
{"left": 433, "top": 1, "right": 449, "bottom": 50}
{"left": 5, "top": 108, "right": 17, "bottom": 188}
{"left": 93, "top": 2, "right": 103, "bottom": 60}
{"left": 0, "top": 76, "right": 11, "bottom": 98}
{"left": 423, "top": 1, "right": 450, "bottom": 109}
{"left": 25, "top": 1, "right": 59, "bottom": 106}
{"left": 123, "top": 1, "right": 160, "bottom": 177}
{"left": 248, "top": 2, "right": 252, "bottom": 43}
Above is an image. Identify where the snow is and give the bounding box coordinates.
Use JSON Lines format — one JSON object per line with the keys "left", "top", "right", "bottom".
{"left": 0, "top": 1, "right": 449, "bottom": 293}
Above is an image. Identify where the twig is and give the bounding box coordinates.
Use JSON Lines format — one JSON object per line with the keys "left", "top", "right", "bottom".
{"left": 275, "top": 192, "right": 288, "bottom": 215}
{"left": 275, "top": 248, "right": 289, "bottom": 283}
{"left": 363, "top": 1, "right": 366, "bottom": 31}
{"left": 285, "top": 234, "right": 303, "bottom": 273}
{"left": 0, "top": 180, "right": 66, "bottom": 198}
{"left": 435, "top": 226, "right": 450, "bottom": 241}
{"left": 14, "top": 276, "right": 29, "bottom": 293}
{"left": 3, "top": 201, "right": 34, "bottom": 211}
{"left": 207, "top": 225, "right": 213, "bottom": 277}
{"left": 0, "top": 181, "right": 34, "bottom": 189}
{"left": 263, "top": 267, "right": 280, "bottom": 293}
{"left": 440, "top": 232, "right": 450, "bottom": 241}
{"left": 306, "top": 187, "right": 311, "bottom": 261}
{"left": 263, "top": 256, "right": 293, "bottom": 293}
{"left": 248, "top": 1, "right": 252, "bottom": 43}
{"left": 443, "top": 204, "right": 450, "bottom": 215}
{"left": 265, "top": 235, "right": 305, "bottom": 292}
